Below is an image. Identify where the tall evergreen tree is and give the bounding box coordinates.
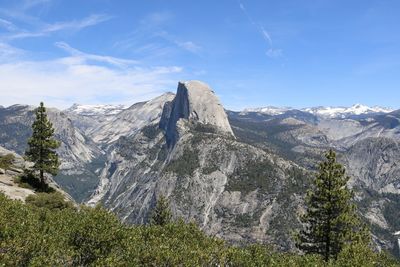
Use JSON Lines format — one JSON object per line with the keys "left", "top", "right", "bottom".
{"left": 150, "top": 195, "right": 172, "bottom": 226}
{"left": 25, "top": 102, "right": 60, "bottom": 185}
{"left": 296, "top": 149, "right": 369, "bottom": 262}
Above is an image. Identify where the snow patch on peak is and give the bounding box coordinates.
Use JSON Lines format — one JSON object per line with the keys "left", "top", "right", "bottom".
{"left": 304, "top": 104, "right": 394, "bottom": 118}
{"left": 66, "top": 103, "right": 128, "bottom": 117}
{"left": 245, "top": 104, "right": 394, "bottom": 118}
{"left": 244, "top": 106, "right": 293, "bottom": 115}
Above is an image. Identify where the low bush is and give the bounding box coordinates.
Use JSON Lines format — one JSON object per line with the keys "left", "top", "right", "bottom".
{"left": 0, "top": 193, "right": 398, "bottom": 266}
{"left": 0, "top": 153, "right": 15, "bottom": 170}
{"left": 25, "top": 192, "right": 74, "bottom": 210}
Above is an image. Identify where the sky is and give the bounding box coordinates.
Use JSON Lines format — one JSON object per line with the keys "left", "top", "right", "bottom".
{"left": 0, "top": 0, "right": 399, "bottom": 110}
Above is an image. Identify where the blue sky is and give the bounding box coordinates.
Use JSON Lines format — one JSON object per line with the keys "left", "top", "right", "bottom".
{"left": 0, "top": 0, "right": 399, "bottom": 110}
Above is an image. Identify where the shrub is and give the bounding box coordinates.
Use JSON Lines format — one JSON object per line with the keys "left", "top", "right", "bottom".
{"left": 0, "top": 153, "right": 15, "bottom": 170}
{"left": 26, "top": 192, "right": 74, "bottom": 210}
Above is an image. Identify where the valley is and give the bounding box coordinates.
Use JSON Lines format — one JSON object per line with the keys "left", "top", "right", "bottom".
{"left": 1, "top": 80, "right": 399, "bottom": 255}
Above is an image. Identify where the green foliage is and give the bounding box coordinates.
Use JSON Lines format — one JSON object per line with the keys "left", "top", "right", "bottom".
{"left": 296, "top": 149, "right": 370, "bottom": 262}
{"left": 164, "top": 147, "right": 200, "bottom": 176}
{"left": 226, "top": 159, "right": 279, "bottom": 195}
{"left": 226, "top": 245, "right": 325, "bottom": 267}
{"left": 68, "top": 206, "right": 125, "bottom": 266}
{"left": 141, "top": 124, "right": 161, "bottom": 139}
{"left": 26, "top": 192, "right": 74, "bottom": 210}
{"left": 0, "top": 193, "right": 397, "bottom": 266}
{"left": 382, "top": 193, "right": 400, "bottom": 231}
{"left": 25, "top": 102, "right": 60, "bottom": 184}
{"left": 150, "top": 195, "right": 173, "bottom": 226}
{"left": 335, "top": 242, "right": 400, "bottom": 267}
{"left": 0, "top": 153, "right": 15, "bottom": 170}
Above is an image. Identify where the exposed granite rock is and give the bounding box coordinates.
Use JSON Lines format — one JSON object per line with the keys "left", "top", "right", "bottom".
{"left": 160, "top": 81, "right": 234, "bottom": 146}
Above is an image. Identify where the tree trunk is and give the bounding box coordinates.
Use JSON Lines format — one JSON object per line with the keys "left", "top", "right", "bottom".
{"left": 40, "top": 169, "right": 44, "bottom": 185}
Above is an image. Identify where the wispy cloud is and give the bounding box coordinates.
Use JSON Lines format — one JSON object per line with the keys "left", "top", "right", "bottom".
{"left": 0, "top": 42, "right": 25, "bottom": 61}
{"left": 0, "top": 18, "right": 18, "bottom": 31}
{"left": 21, "top": 0, "right": 52, "bottom": 10}
{"left": 45, "top": 14, "right": 112, "bottom": 32}
{"left": 237, "top": 0, "right": 283, "bottom": 59}
{"left": 177, "top": 41, "right": 202, "bottom": 53}
{"left": 156, "top": 31, "right": 202, "bottom": 54}
{"left": 266, "top": 48, "right": 283, "bottom": 58}
{"left": 55, "top": 42, "right": 139, "bottom": 67}
{"left": 0, "top": 43, "right": 183, "bottom": 108}
{"left": 261, "top": 26, "right": 272, "bottom": 46}
{"left": 114, "top": 12, "right": 201, "bottom": 56}
{"left": 140, "top": 11, "right": 173, "bottom": 26}
{"left": 4, "top": 14, "right": 112, "bottom": 40}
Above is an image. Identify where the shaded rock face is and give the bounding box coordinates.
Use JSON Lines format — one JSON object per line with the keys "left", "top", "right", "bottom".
{"left": 160, "top": 81, "right": 234, "bottom": 146}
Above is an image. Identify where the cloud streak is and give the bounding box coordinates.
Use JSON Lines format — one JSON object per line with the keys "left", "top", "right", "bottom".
{"left": 55, "top": 42, "right": 139, "bottom": 67}
{"left": 4, "top": 14, "right": 112, "bottom": 40}
{"left": 238, "top": 0, "right": 282, "bottom": 59}
{"left": 0, "top": 18, "right": 18, "bottom": 31}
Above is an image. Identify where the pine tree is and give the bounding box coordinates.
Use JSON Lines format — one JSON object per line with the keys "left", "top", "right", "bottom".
{"left": 150, "top": 195, "right": 172, "bottom": 226}
{"left": 296, "top": 149, "right": 369, "bottom": 262}
{"left": 25, "top": 102, "right": 60, "bottom": 185}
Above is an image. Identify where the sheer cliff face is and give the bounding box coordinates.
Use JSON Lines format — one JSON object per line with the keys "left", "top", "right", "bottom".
{"left": 161, "top": 81, "right": 234, "bottom": 146}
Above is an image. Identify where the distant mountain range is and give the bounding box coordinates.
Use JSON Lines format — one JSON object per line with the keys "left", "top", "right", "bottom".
{"left": 1, "top": 81, "right": 400, "bottom": 257}
{"left": 244, "top": 104, "right": 394, "bottom": 118}
{"left": 66, "top": 103, "right": 395, "bottom": 120}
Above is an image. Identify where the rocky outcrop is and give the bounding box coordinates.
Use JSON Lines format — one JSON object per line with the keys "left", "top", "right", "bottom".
{"left": 160, "top": 81, "right": 234, "bottom": 146}
{"left": 0, "top": 146, "right": 74, "bottom": 203}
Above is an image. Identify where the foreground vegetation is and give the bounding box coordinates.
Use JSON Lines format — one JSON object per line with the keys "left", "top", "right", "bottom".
{"left": 0, "top": 193, "right": 397, "bottom": 266}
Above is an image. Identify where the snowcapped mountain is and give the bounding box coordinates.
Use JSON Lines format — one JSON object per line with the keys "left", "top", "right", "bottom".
{"left": 303, "top": 104, "right": 394, "bottom": 118}
{"left": 245, "top": 104, "right": 394, "bottom": 118}
{"left": 65, "top": 103, "right": 128, "bottom": 117}
{"left": 243, "top": 106, "right": 293, "bottom": 115}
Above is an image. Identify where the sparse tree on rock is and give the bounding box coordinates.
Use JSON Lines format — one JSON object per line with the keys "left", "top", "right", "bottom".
{"left": 25, "top": 102, "right": 60, "bottom": 185}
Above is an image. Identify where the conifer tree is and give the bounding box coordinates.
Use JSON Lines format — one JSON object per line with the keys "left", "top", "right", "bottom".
{"left": 25, "top": 102, "right": 60, "bottom": 185}
{"left": 296, "top": 149, "right": 369, "bottom": 262}
{"left": 150, "top": 195, "right": 172, "bottom": 226}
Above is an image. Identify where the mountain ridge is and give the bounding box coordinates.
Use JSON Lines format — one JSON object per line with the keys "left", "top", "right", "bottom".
{"left": 244, "top": 104, "right": 395, "bottom": 118}
{"left": 1, "top": 81, "right": 400, "bottom": 255}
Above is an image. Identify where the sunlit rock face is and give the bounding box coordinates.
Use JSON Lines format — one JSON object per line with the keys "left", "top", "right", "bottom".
{"left": 160, "top": 81, "right": 234, "bottom": 146}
